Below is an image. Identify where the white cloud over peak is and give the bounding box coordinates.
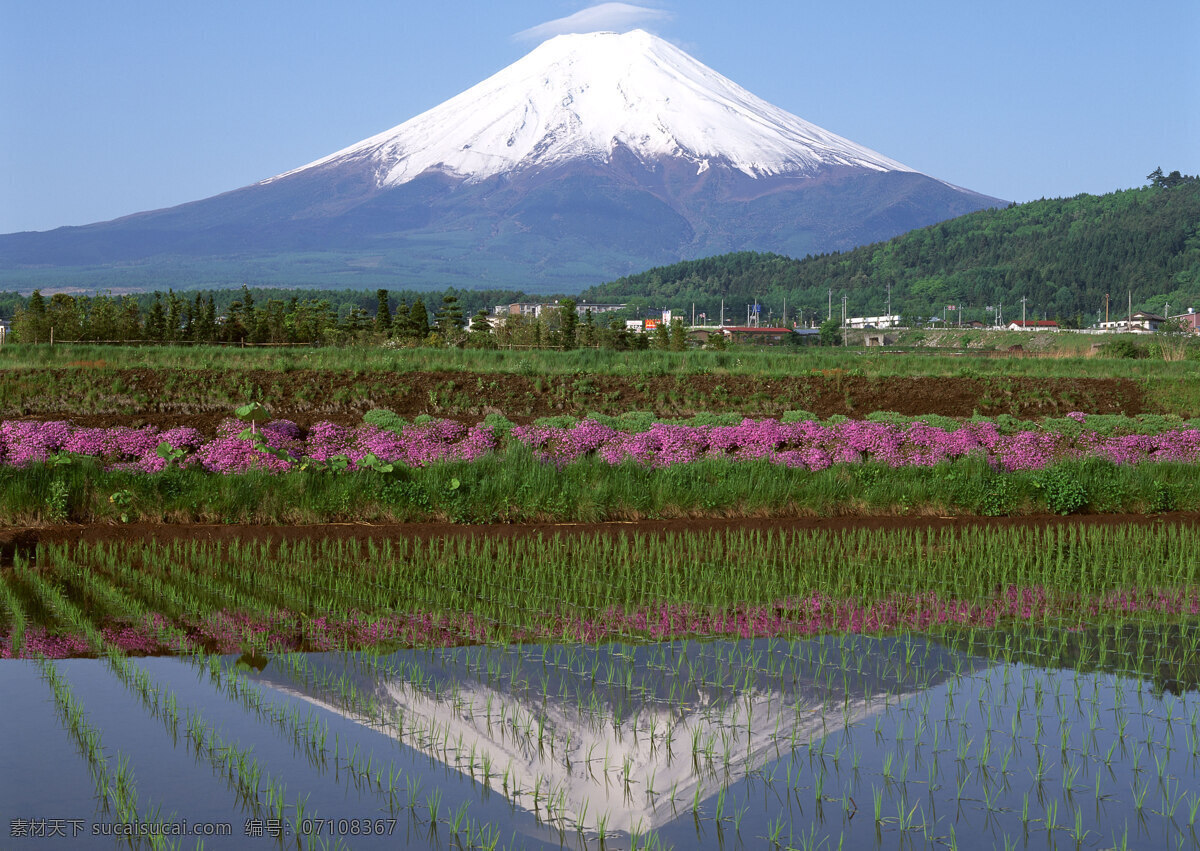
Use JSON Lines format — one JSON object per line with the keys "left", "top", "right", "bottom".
{"left": 514, "top": 3, "right": 673, "bottom": 42}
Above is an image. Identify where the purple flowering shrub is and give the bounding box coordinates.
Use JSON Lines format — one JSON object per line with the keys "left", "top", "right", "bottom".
{"left": 510, "top": 416, "right": 1200, "bottom": 471}
{"left": 0, "top": 413, "right": 1197, "bottom": 475}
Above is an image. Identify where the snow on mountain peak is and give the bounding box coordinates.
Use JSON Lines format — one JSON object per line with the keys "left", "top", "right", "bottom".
{"left": 268, "top": 29, "right": 914, "bottom": 187}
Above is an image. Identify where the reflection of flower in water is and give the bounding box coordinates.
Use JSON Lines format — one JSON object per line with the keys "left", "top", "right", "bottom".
{"left": 1, "top": 621, "right": 167, "bottom": 659}
{"left": 6, "top": 585, "right": 1199, "bottom": 658}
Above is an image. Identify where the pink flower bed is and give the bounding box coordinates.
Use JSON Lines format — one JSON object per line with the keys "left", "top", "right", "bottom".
{"left": 2, "top": 415, "right": 1198, "bottom": 474}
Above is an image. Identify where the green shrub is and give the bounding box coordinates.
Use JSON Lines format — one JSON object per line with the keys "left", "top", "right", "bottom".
{"left": 612, "top": 411, "right": 659, "bottom": 432}
{"left": 1101, "top": 339, "right": 1143, "bottom": 359}
{"left": 481, "top": 412, "right": 516, "bottom": 439}
{"left": 532, "top": 415, "right": 579, "bottom": 429}
{"left": 977, "top": 476, "right": 1017, "bottom": 517}
{"left": 687, "top": 412, "right": 745, "bottom": 427}
{"left": 1040, "top": 417, "right": 1083, "bottom": 439}
{"left": 865, "top": 411, "right": 912, "bottom": 426}
{"left": 916, "top": 414, "right": 961, "bottom": 432}
{"left": 362, "top": 408, "right": 407, "bottom": 432}
{"left": 46, "top": 479, "right": 70, "bottom": 523}
{"left": 1151, "top": 481, "right": 1176, "bottom": 513}
{"left": 1036, "top": 467, "right": 1088, "bottom": 515}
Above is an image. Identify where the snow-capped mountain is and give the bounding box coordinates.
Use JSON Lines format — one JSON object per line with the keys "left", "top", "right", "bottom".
{"left": 270, "top": 30, "right": 912, "bottom": 188}
{"left": 0, "top": 30, "right": 1000, "bottom": 291}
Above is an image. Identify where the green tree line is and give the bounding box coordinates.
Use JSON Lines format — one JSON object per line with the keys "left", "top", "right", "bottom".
{"left": 4, "top": 286, "right": 548, "bottom": 346}
{"left": 6, "top": 287, "right": 705, "bottom": 351}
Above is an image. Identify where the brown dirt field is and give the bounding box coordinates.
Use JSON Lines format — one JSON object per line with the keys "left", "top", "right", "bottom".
{"left": 3, "top": 512, "right": 1196, "bottom": 566}
{"left": 0, "top": 369, "right": 1144, "bottom": 432}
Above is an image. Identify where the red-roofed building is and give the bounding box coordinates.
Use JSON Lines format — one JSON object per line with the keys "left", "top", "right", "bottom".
{"left": 1007, "top": 320, "right": 1059, "bottom": 331}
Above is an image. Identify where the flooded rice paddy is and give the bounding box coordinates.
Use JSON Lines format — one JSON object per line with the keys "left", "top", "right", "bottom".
{"left": 5, "top": 628, "right": 1200, "bottom": 849}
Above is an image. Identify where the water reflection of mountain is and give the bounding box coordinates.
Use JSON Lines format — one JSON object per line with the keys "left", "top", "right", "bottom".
{"left": 254, "top": 635, "right": 989, "bottom": 834}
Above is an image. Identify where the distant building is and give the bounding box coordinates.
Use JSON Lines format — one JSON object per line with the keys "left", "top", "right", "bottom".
{"left": 845, "top": 314, "right": 902, "bottom": 329}
{"left": 494, "top": 301, "right": 628, "bottom": 319}
{"left": 1007, "top": 320, "right": 1059, "bottom": 331}
{"left": 1169, "top": 309, "right": 1200, "bottom": 334}
{"left": 723, "top": 326, "right": 795, "bottom": 345}
{"left": 1099, "top": 312, "right": 1166, "bottom": 333}
{"left": 577, "top": 302, "right": 628, "bottom": 316}
{"left": 495, "top": 302, "right": 555, "bottom": 318}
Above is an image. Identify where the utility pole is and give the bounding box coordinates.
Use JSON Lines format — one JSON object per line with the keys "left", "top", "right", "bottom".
{"left": 783, "top": 296, "right": 787, "bottom": 327}
{"left": 1128, "top": 290, "right": 1132, "bottom": 330}
{"left": 1104, "top": 293, "right": 1110, "bottom": 324}
{"left": 886, "top": 281, "right": 892, "bottom": 322}
{"left": 1021, "top": 296, "right": 1028, "bottom": 327}
{"left": 720, "top": 299, "right": 724, "bottom": 328}
{"left": 828, "top": 287, "right": 832, "bottom": 321}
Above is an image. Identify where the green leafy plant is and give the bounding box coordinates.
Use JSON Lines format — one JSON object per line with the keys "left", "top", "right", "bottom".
{"left": 47, "top": 479, "right": 70, "bottom": 523}
{"left": 1035, "top": 467, "right": 1087, "bottom": 515}
{"left": 108, "top": 489, "right": 134, "bottom": 523}
{"left": 326, "top": 455, "right": 350, "bottom": 473}
{"left": 1151, "top": 481, "right": 1176, "bottom": 513}
{"left": 978, "top": 477, "right": 1016, "bottom": 517}
{"left": 47, "top": 451, "right": 74, "bottom": 467}
{"left": 155, "top": 442, "right": 186, "bottom": 467}
{"left": 234, "top": 401, "right": 271, "bottom": 436}
{"left": 359, "top": 452, "right": 394, "bottom": 474}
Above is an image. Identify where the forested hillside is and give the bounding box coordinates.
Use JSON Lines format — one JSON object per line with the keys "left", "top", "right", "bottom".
{"left": 580, "top": 177, "right": 1200, "bottom": 325}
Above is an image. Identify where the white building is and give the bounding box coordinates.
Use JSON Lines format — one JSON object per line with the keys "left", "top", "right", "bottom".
{"left": 845, "top": 314, "right": 902, "bottom": 329}
{"left": 1098, "top": 312, "right": 1166, "bottom": 333}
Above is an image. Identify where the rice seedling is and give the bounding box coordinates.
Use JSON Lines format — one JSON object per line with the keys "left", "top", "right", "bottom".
{"left": 4, "top": 508, "right": 1200, "bottom": 849}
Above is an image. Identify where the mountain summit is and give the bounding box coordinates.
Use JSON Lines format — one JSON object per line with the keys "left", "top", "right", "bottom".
{"left": 0, "top": 31, "right": 1000, "bottom": 291}
{"left": 272, "top": 30, "right": 912, "bottom": 188}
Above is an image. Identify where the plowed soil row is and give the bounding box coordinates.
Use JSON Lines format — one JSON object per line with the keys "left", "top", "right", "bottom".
{"left": 0, "top": 368, "right": 1144, "bottom": 431}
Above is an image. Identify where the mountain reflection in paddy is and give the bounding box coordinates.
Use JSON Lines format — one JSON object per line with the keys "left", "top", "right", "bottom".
{"left": 251, "top": 635, "right": 985, "bottom": 835}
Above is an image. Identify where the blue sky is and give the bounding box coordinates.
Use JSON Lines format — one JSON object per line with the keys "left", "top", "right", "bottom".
{"left": 2, "top": 0, "right": 1197, "bottom": 234}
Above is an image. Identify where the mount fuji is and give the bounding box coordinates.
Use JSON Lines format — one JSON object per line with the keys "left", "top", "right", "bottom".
{"left": 0, "top": 30, "right": 1001, "bottom": 291}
